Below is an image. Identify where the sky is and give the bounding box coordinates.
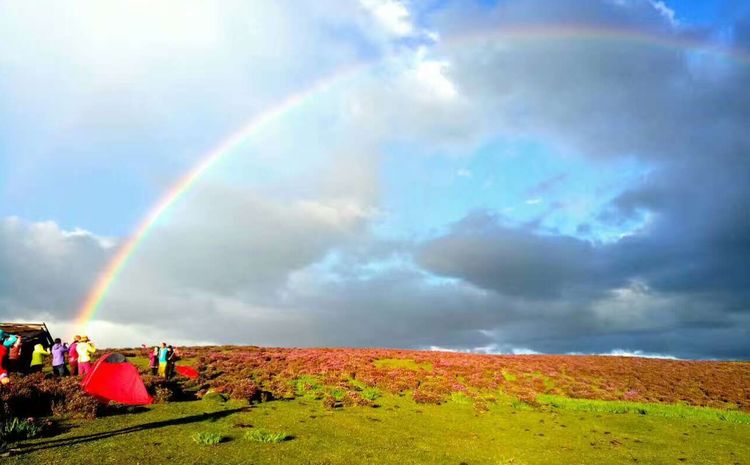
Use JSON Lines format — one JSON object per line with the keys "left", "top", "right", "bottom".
{"left": 1, "top": 0, "right": 748, "bottom": 359}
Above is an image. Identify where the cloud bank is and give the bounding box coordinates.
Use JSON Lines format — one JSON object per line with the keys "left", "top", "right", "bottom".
{"left": 1, "top": 0, "right": 748, "bottom": 358}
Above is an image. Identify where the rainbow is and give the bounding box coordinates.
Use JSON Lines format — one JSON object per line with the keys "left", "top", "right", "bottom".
{"left": 444, "top": 24, "right": 750, "bottom": 65}
{"left": 73, "top": 25, "right": 750, "bottom": 332}
{"left": 73, "top": 61, "right": 370, "bottom": 331}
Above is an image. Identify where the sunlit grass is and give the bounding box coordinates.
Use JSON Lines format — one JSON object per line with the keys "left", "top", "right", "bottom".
{"left": 244, "top": 428, "right": 291, "bottom": 443}
{"left": 7, "top": 395, "right": 749, "bottom": 465}
{"left": 373, "top": 358, "right": 433, "bottom": 371}
{"left": 191, "top": 431, "right": 224, "bottom": 445}
{"left": 538, "top": 395, "right": 750, "bottom": 424}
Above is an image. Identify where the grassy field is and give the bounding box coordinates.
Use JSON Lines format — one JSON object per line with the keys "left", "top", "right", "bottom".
{"left": 6, "top": 392, "right": 750, "bottom": 465}
{"left": 3, "top": 349, "right": 749, "bottom": 464}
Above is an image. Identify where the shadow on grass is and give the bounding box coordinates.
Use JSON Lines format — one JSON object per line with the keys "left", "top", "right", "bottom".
{"left": 13, "top": 407, "right": 250, "bottom": 455}
{"left": 97, "top": 405, "right": 151, "bottom": 417}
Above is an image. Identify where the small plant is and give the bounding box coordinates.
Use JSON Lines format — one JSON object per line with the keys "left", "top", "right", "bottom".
{"left": 361, "top": 387, "right": 381, "bottom": 401}
{"left": 191, "top": 431, "right": 224, "bottom": 445}
{"left": 450, "top": 392, "right": 471, "bottom": 404}
{"left": 328, "top": 388, "right": 346, "bottom": 402}
{"left": 244, "top": 428, "right": 290, "bottom": 443}
{"left": 293, "top": 375, "right": 323, "bottom": 399}
{"left": 1, "top": 417, "right": 45, "bottom": 442}
{"left": 510, "top": 399, "right": 532, "bottom": 410}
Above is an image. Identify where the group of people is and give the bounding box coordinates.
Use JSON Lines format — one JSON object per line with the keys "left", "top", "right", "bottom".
{"left": 0, "top": 329, "right": 20, "bottom": 383}
{"left": 1, "top": 330, "right": 182, "bottom": 384}
{"left": 0, "top": 331, "right": 96, "bottom": 383}
{"left": 36, "top": 335, "right": 97, "bottom": 376}
{"left": 147, "top": 343, "right": 179, "bottom": 378}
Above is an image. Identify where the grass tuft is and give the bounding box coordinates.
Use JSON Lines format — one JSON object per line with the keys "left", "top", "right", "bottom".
{"left": 191, "top": 431, "right": 224, "bottom": 446}
{"left": 361, "top": 387, "right": 382, "bottom": 401}
{"left": 373, "top": 358, "right": 433, "bottom": 371}
{"left": 293, "top": 375, "right": 323, "bottom": 399}
{"left": 244, "top": 428, "right": 291, "bottom": 443}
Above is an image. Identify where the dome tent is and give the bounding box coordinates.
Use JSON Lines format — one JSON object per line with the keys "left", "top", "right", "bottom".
{"left": 81, "top": 353, "right": 153, "bottom": 405}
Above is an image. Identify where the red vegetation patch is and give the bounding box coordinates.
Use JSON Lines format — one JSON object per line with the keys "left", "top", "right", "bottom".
{"left": 180, "top": 347, "right": 749, "bottom": 411}
{"left": 0, "top": 373, "right": 100, "bottom": 419}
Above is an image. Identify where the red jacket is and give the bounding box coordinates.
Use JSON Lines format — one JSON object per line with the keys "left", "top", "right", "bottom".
{"left": 68, "top": 342, "right": 79, "bottom": 361}
{"left": 0, "top": 345, "right": 7, "bottom": 374}
{"left": 8, "top": 342, "right": 21, "bottom": 360}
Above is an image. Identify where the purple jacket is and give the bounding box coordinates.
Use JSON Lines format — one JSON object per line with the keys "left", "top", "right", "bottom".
{"left": 52, "top": 343, "right": 68, "bottom": 366}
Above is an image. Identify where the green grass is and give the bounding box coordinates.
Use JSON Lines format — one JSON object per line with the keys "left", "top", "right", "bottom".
{"left": 538, "top": 395, "right": 750, "bottom": 424}
{"left": 361, "top": 387, "right": 381, "bottom": 401}
{"left": 501, "top": 370, "right": 517, "bottom": 382}
{"left": 326, "top": 387, "right": 346, "bottom": 402}
{"left": 293, "top": 375, "right": 324, "bottom": 399}
{"left": 449, "top": 392, "right": 472, "bottom": 404}
{"left": 5, "top": 396, "right": 749, "bottom": 464}
{"left": 373, "top": 358, "right": 433, "bottom": 371}
{"left": 244, "top": 428, "right": 291, "bottom": 443}
{"left": 191, "top": 431, "right": 224, "bottom": 445}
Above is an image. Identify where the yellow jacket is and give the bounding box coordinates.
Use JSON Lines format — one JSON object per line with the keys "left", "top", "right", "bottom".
{"left": 30, "top": 344, "right": 50, "bottom": 366}
{"left": 76, "top": 342, "right": 96, "bottom": 363}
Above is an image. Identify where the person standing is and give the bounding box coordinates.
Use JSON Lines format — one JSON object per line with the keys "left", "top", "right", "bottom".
{"left": 158, "top": 342, "right": 168, "bottom": 378}
{"left": 166, "top": 345, "right": 178, "bottom": 378}
{"left": 149, "top": 346, "right": 159, "bottom": 375}
{"left": 30, "top": 343, "right": 50, "bottom": 373}
{"left": 76, "top": 336, "right": 96, "bottom": 377}
{"left": 68, "top": 335, "right": 80, "bottom": 376}
{"left": 8, "top": 336, "right": 22, "bottom": 373}
{"left": 0, "top": 343, "right": 8, "bottom": 382}
{"left": 51, "top": 338, "right": 69, "bottom": 376}
{"left": 0, "top": 329, "right": 18, "bottom": 348}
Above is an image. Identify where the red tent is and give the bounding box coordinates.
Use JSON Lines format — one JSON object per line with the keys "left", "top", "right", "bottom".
{"left": 81, "top": 353, "right": 153, "bottom": 405}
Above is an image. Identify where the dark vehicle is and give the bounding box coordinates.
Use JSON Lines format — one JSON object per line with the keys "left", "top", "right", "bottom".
{"left": 0, "top": 322, "right": 54, "bottom": 373}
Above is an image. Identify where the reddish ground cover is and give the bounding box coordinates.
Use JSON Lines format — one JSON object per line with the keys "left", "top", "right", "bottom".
{"left": 184, "top": 347, "right": 750, "bottom": 411}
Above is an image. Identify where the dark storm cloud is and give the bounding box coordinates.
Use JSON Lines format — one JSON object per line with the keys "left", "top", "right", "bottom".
{"left": 432, "top": 0, "right": 750, "bottom": 161}
{"left": 0, "top": 218, "right": 111, "bottom": 319}
{"left": 403, "top": 0, "right": 750, "bottom": 358}
{"left": 417, "top": 211, "right": 616, "bottom": 299}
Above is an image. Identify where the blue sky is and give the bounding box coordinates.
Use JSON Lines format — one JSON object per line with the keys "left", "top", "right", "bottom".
{"left": 1, "top": 0, "right": 748, "bottom": 358}
{"left": 377, "top": 137, "right": 648, "bottom": 241}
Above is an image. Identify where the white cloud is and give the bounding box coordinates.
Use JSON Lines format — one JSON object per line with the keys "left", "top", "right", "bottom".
{"left": 411, "top": 56, "right": 458, "bottom": 100}
{"left": 360, "top": 0, "right": 414, "bottom": 37}
{"left": 591, "top": 280, "right": 677, "bottom": 330}
{"left": 650, "top": 1, "right": 678, "bottom": 25}
{"left": 598, "top": 349, "right": 679, "bottom": 359}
